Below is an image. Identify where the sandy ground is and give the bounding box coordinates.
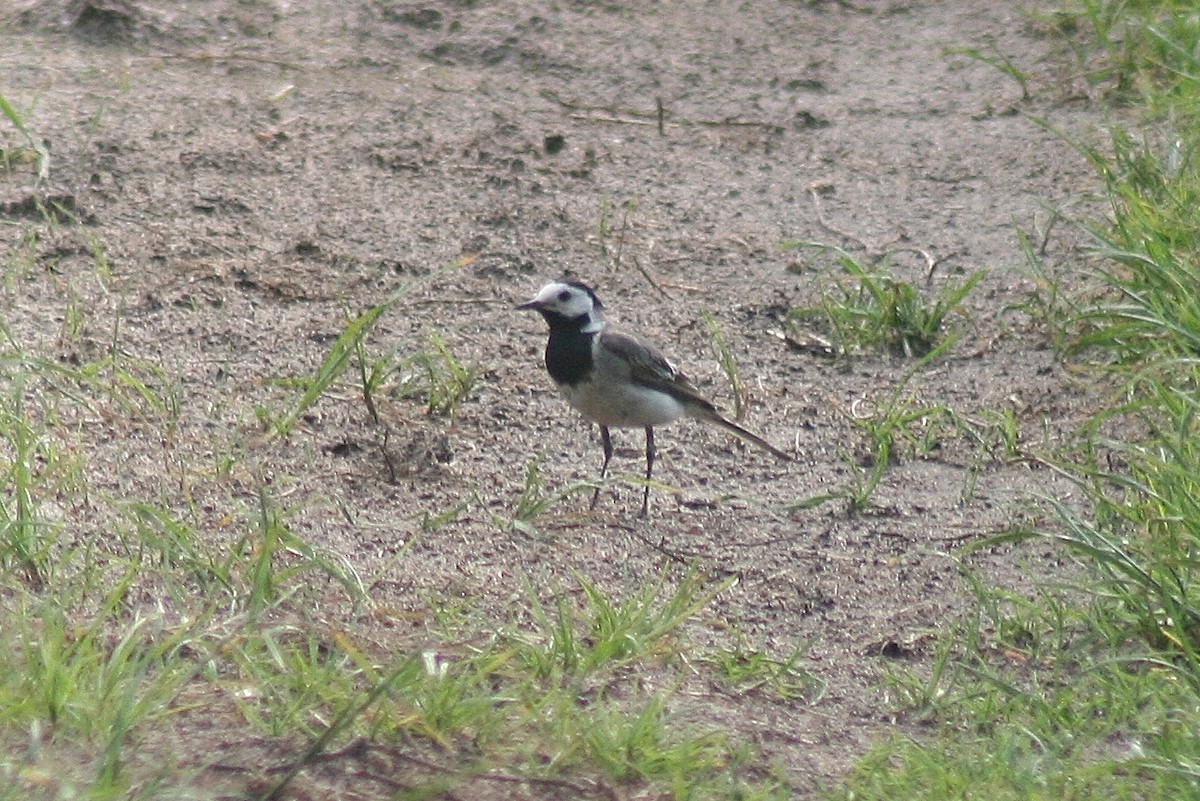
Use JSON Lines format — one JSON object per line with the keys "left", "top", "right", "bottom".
{"left": 1, "top": 0, "right": 1105, "bottom": 796}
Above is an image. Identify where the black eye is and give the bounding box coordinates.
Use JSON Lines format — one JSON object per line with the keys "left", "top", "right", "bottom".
{"left": 557, "top": 290, "right": 571, "bottom": 302}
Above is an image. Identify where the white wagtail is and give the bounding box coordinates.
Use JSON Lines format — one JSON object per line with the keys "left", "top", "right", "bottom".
{"left": 517, "top": 279, "right": 792, "bottom": 517}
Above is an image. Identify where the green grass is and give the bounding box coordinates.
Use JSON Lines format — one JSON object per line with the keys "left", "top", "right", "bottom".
{"left": 782, "top": 242, "right": 985, "bottom": 359}
{"left": 0, "top": 215, "right": 790, "bottom": 798}
{"left": 0, "top": 91, "right": 50, "bottom": 184}
{"left": 842, "top": 375, "right": 954, "bottom": 513}
{"left": 493, "top": 454, "right": 592, "bottom": 538}
{"left": 256, "top": 283, "right": 415, "bottom": 436}
{"left": 8, "top": 3, "right": 1200, "bottom": 797}
{"left": 1064, "top": 123, "right": 1200, "bottom": 364}
{"left": 788, "top": 337, "right": 988, "bottom": 514}
{"left": 1003, "top": 222, "right": 1080, "bottom": 352}
{"left": 701, "top": 309, "right": 748, "bottom": 422}
{"left": 701, "top": 636, "right": 820, "bottom": 701}
{"left": 257, "top": 257, "right": 479, "bottom": 436}
{"left": 826, "top": 3, "right": 1200, "bottom": 798}
{"left": 393, "top": 326, "right": 480, "bottom": 419}
{"left": 239, "top": 566, "right": 790, "bottom": 800}
{"left": 945, "top": 38, "right": 1031, "bottom": 100}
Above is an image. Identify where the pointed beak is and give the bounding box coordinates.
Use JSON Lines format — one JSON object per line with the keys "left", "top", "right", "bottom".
{"left": 514, "top": 298, "right": 541, "bottom": 311}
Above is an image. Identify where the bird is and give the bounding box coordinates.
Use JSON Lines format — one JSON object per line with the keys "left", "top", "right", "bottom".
{"left": 516, "top": 279, "right": 792, "bottom": 517}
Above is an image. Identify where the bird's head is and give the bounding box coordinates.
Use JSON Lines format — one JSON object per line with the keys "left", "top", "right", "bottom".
{"left": 516, "top": 280, "right": 606, "bottom": 332}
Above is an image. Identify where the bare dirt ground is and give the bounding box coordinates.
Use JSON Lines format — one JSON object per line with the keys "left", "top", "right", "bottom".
{"left": 2, "top": 0, "right": 1107, "bottom": 797}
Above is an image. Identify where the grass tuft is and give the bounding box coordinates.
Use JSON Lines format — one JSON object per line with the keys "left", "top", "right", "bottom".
{"left": 782, "top": 242, "right": 984, "bottom": 359}
{"left": 394, "top": 326, "right": 480, "bottom": 419}
{"left": 0, "top": 91, "right": 50, "bottom": 184}
{"left": 701, "top": 309, "right": 748, "bottom": 421}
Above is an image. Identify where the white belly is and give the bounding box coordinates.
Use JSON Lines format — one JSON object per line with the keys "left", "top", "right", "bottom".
{"left": 559, "top": 379, "right": 685, "bottom": 427}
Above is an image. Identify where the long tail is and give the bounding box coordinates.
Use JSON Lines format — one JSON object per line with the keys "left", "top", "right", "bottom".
{"left": 696, "top": 408, "right": 793, "bottom": 461}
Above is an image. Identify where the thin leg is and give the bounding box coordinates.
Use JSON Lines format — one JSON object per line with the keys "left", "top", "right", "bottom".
{"left": 639, "top": 426, "right": 655, "bottom": 518}
{"left": 590, "top": 425, "right": 613, "bottom": 510}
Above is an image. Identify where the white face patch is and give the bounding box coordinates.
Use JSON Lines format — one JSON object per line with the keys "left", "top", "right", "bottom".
{"left": 533, "top": 281, "right": 598, "bottom": 320}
